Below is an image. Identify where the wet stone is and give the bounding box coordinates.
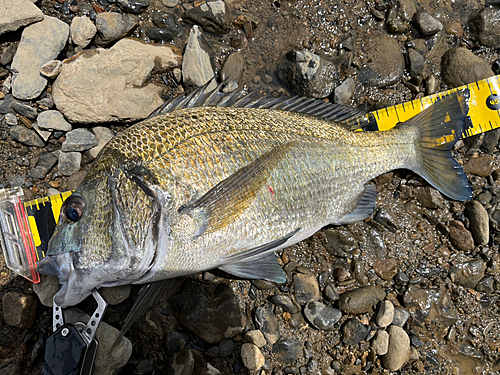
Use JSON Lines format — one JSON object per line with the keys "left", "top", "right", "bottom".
{"left": 334, "top": 77, "right": 355, "bottom": 105}
{"left": 245, "top": 330, "right": 267, "bottom": 348}
{"left": 241, "top": 343, "right": 265, "bottom": 371}
{"left": 382, "top": 326, "right": 410, "bottom": 371}
{"left": 469, "top": 8, "right": 500, "bottom": 49}
{"left": 376, "top": 300, "right": 394, "bottom": 327}
{"left": 303, "top": 301, "right": 342, "bottom": 330}
{"left": 269, "top": 294, "right": 299, "bottom": 313}
{"left": 10, "top": 125, "right": 45, "bottom": 147}
{"left": 37, "top": 110, "right": 72, "bottom": 132}
{"left": 152, "top": 13, "right": 182, "bottom": 37}
{"left": 417, "top": 187, "right": 443, "bottom": 209}
{"left": 62, "top": 128, "right": 98, "bottom": 152}
{"left": 11, "top": 101, "right": 37, "bottom": 119}
{"left": 465, "top": 201, "right": 489, "bottom": 245}
{"left": 254, "top": 302, "right": 279, "bottom": 345}
{"left": 449, "top": 220, "right": 474, "bottom": 251}
{"left": 414, "top": 10, "right": 442, "bottom": 36}
{"left": 409, "top": 333, "right": 423, "bottom": 348}
{"left": 372, "top": 330, "right": 389, "bottom": 355}
{"left": 341, "top": 318, "right": 371, "bottom": 346}
{"left": 324, "top": 283, "right": 340, "bottom": 302}
{"left": 392, "top": 309, "right": 410, "bottom": 327}
{"left": 476, "top": 276, "right": 494, "bottom": 294}
{"left": 221, "top": 52, "right": 245, "bottom": 83}
{"left": 166, "top": 347, "right": 194, "bottom": 375}
{"left": 218, "top": 340, "right": 235, "bottom": 357}
{"left": 338, "top": 286, "right": 386, "bottom": 315}
{"left": 293, "top": 269, "right": 320, "bottom": 304}
{"left": 450, "top": 259, "right": 486, "bottom": 289}
{"left": 95, "top": 12, "right": 138, "bottom": 46}
{"left": 183, "top": 0, "right": 233, "bottom": 35}
{"left": 480, "top": 128, "right": 500, "bottom": 154}
{"left": 403, "top": 286, "right": 458, "bottom": 325}
{"left": 251, "top": 279, "right": 278, "bottom": 290}
{"left": 441, "top": 48, "right": 494, "bottom": 87}
{"left": 386, "top": 8, "right": 410, "bottom": 34}
{"left": 146, "top": 27, "right": 174, "bottom": 42}
{"left": 273, "top": 339, "right": 304, "bottom": 365}
{"left": 408, "top": 49, "right": 424, "bottom": 77}
{"left": 373, "top": 258, "right": 398, "bottom": 280}
{"left": 323, "top": 228, "right": 358, "bottom": 257}
{"left": 373, "top": 207, "right": 399, "bottom": 233}
{"left": 463, "top": 155, "right": 494, "bottom": 177}
{"left": 2, "top": 292, "right": 38, "bottom": 329}
{"left": 116, "top": 0, "right": 149, "bottom": 14}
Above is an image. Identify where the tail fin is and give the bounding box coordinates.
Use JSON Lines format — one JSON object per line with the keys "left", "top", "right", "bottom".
{"left": 405, "top": 92, "right": 472, "bottom": 201}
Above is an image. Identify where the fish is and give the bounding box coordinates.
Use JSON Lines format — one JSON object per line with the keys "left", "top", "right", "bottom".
{"left": 37, "top": 83, "right": 472, "bottom": 307}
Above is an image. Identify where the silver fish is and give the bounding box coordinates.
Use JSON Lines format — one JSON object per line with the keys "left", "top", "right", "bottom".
{"left": 38, "top": 85, "right": 472, "bottom": 307}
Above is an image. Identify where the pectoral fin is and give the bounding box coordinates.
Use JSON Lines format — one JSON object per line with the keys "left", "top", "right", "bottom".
{"left": 179, "top": 143, "right": 295, "bottom": 236}
{"left": 332, "top": 185, "right": 378, "bottom": 225}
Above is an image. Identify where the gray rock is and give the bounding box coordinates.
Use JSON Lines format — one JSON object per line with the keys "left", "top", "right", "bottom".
{"left": 99, "top": 285, "right": 131, "bottom": 305}
{"left": 146, "top": 27, "right": 174, "bottom": 43}
{"left": 373, "top": 207, "right": 399, "bottom": 233}
{"left": 382, "top": 326, "right": 410, "bottom": 371}
{"left": 33, "top": 275, "right": 60, "bottom": 306}
{"left": 441, "top": 48, "right": 494, "bottom": 88}
{"left": 376, "top": 300, "right": 394, "bottom": 327}
{"left": 37, "top": 110, "right": 72, "bottom": 132}
{"left": 324, "top": 283, "right": 340, "bottom": 302}
{"left": 67, "top": 169, "right": 87, "bottom": 190}
{"left": 450, "top": 259, "right": 486, "bottom": 289}
{"left": 37, "top": 97, "right": 54, "bottom": 109}
{"left": 269, "top": 294, "right": 299, "bottom": 313}
{"left": 62, "top": 128, "right": 98, "bottom": 152}
{"left": 53, "top": 39, "right": 181, "bottom": 123}
{"left": 254, "top": 302, "right": 279, "bottom": 345}
{"left": 465, "top": 200, "right": 489, "bottom": 245}
{"left": 221, "top": 52, "right": 245, "bottom": 83}
{"left": 414, "top": 10, "right": 443, "bottom": 36}
{"left": 184, "top": 0, "right": 233, "bottom": 35}
{"left": 338, "top": 285, "right": 386, "bottom": 314}
{"left": 30, "top": 151, "right": 58, "bottom": 179}
{"left": 392, "top": 308, "right": 410, "bottom": 327}
{"left": 116, "top": 0, "right": 149, "bottom": 14}
{"left": 303, "top": 301, "right": 342, "bottom": 330}
{"left": 40, "top": 60, "right": 63, "bottom": 79}
{"left": 88, "top": 126, "right": 115, "bottom": 159}
{"left": 241, "top": 343, "right": 265, "bottom": 371}
{"left": 2, "top": 292, "right": 38, "bottom": 329}
{"left": 58, "top": 151, "right": 81, "bottom": 176}
{"left": 95, "top": 12, "right": 138, "bottom": 46}
{"left": 476, "top": 275, "right": 494, "bottom": 294}
{"left": 277, "top": 50, "right": 338, "bottom": 98}
{"left": 449, "top": 220, "right": 474, "bottom": 251}
{"left": 469, "top": 8, "right": 500, "bottom": 49}
{"left": 0, "top": 43, "right": 18, "bottom": 66}
{"left": 64, "top": 309, "right": 132, "bottom": 375}
{"left": 293, "top": 269, "right": 320, "bottom": 304}
{"left": 403, "top": 286, "right": 458, "bottom": 326}
{"left": 373, "top": 258, "right": 398, "bottom": 280}
{"left": 182, "top": 26, "right": 216, "bottom": 90}
{"left": 480, "top": 128, "right": 500, "bottom": 154}
{"left": 2, "top": 113, "right": 17, "bottom": 126}
{"left": 417, "top": 187, "right": 443, "bottom": 209}
{"left": 11, "top": 16, "right": 69, "bottom": 100}
{"left": 166, "top": 347, "right": 194, "bottom": 375}
{"left": 341, "top": 318, "right": 371, "bottom": 346}
{"left": 153, "top": 13, "right": 183, "bottom": 38}
{"left": 10, "top": 125, "right": 45, "bottom": 147}
{"left": 408, "top": 49, "right": 424, "bottom": 77}
{"left": 162, "top": 0, "right": 178, "bottom": 6}
{"left": 272, "top": 339, "right": 304, "bottom": 365}
{"left": 372, "top": 330, "right": 389, "bottom": 355}
{"left": 334, "top": 78, "right": 355, "bottom": 105}
{"left": 218, "top": 339, "right": 234, "bottom": 357}
{"left": 323, "top": 228, "right": 358, "bottom": 257}
{"left": 245, "top": 330, "right": 267, "bottom": 348}
{"left": 70, "top": 16, "right": 97, "bottom": 48}
{"left": 11, "top": 101, "right": 37, "bottom": 119}
{"left": 0, "top": 0, "right": 44, "bottom": 35}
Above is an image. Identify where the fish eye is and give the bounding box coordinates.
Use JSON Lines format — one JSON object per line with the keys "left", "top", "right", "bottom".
{"left": 62, "top": 194, "right": 86, "bottom": 223}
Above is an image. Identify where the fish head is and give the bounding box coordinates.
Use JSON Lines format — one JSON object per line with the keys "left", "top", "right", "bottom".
{"left": 39, "top": 157, "right": 172, "bottom": 307}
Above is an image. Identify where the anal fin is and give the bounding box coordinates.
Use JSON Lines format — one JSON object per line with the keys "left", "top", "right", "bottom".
{"left": 332, "top": 185, "right": 378, "bottom": 225}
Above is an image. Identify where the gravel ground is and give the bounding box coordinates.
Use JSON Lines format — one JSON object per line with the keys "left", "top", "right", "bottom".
{"left": 1, "top": 0, "right": 500, "bottom": 374}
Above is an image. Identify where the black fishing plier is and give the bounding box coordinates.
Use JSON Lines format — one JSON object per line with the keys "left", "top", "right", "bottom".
{"left": 41, "top": 290, "right": 107, "bottom": 375}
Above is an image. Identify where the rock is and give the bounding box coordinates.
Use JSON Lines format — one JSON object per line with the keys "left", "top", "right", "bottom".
{"left": 414, "top": 10, "right": 443, "bottom": 36}
{"left": 184, "top": 0, "right": 233, "bottom": 35}
{"left": 334, "top": 78, "right": 355, "bottom": 105}
{"left": 341, "top": 318, "right": 371, "bottom": 346}
{"left": 441, "top": 48, "right": 494, "bottom": 88}
{"left": 269, "top": 294, "right": 299, "bottom": 313}
{"left": 254, "top": 302, "right": 279, "bottom": 345}
{"left": 386, "top": 7, "right": 411, "bottom": 34}
{"left": 95, "top": 13, "right": 138, "bottom": 46}
{"left": 403, "top": 286, "right": 458, "bottom": 326}
{"left": 146, "top": 27, "right": 174, "bottom": 43}
{"left": 162, "top": 0, "right": 178, "bottom": 6}
{"left": 2, "top": 113, "right": 17, "bottom": 126}
{"left": 448, "top": 220, "right": 474, "bottom": 251}
{"left": 373, "top": 207, "right": 399, "bottom": 233}
{"left": 0, "top": 94, "right": 16, "bottom": 114}
{"left": 218, "top": 340, "right": 235, "bottom": 357}
{"left": 37, "top": 97, "right": 54, "bottom": 109}
{"left": 10, "top": 125, "right": 45, "bottom": 147}
{"left": 324, "top": 283, "right": 340, "bottom": 302}
{"left": 11, "top": 101, "right": 37, "bottom": 119}
{"left": 417, "top": 187, "right": 444, "bottom": 209}
{"left": 152, "top": 13, "right": 182, "bottom": 37}
{"left": 70, "top": 16, "right": 96, "bottom": 48}
{"left": 88, "top": 126, "right": 115, "bottom": 159}
{"left": 476, "top": 275, "right": 494, "bottom": 293}
{"left": 58, "top": 151, "right": 81, "bottom": 176}
{"left": 373, "top": 258, "right": 398, "bottom": 280}
{"left": 30, "top": 151, "right": 58, "bottom": 179}
{"left": 62, "top": 128, "right": 98, "bottom": 152}
{"left": 241, "top": 343, "right": 265, "bottom": 371}
{"left": 169, "top": 280, "right": 246, "bottom": 344}
{"left": 480, "top": 128, "right": 500, "bottom": 154}
{"left": 0, "top": 0, "right": 44, "bottom": 35}
{"left": 2, "top": 292, "right": 38, "bottom": 329}
{"left": 0, "top": 43, "right": 18, "bottom": 66}
{"left": 392, "top": 308, "right": 410, "bottom": 327}
{"left": 64, "top": 309, "right": 132, "bottom": 375}
{"left": 372, "top": 330, "right": 389, "bottom": 355}
{"left": 409, "top": 333, "right": 424, "bottom": 347}
{"left": 166, "top": 347, "right": 194, "bottom": 375}
{"left": 463, "top": 155, "right": 494, "bottom": 177}
{"left": 376, "top": 300, "right": 394, "bottom": 327}
{"left": 221, "top": 52, "right": 245, "bottom": 83}
{"left": 53, "top": 39, "right": 181, "bottom": 123}
{"left": 33, "top": 275, "right": 60, "bottom": 306}
{"left": 382, "top": 326, "right": 410, "bottom": 371}
{"left": 272, "top": 339, "right": 304, "bottom": 365}
{"left": 99, "top": 285, "right": 131, "bottom": 305}
{"left": 338, "top": 286, "right": 386, "bottom": 315}
{"left": 303, "top": 301, "right": 342, "bottom": 330}
{"left": 37, "top": 110, "right": 72, "bottom": 131}
{"left": 67, "top": 169, "right": 87, "bottom": 190}
{"left": 323, "top": 228, "right": 358, "bottom": 257}
{"left": 11, "top": 16, "right": 69, "bottom": 100}
{"left": 293, "top": 269, "right": 320, "bottom": 304}
{"left": 245, "top": 330, "right": 267, "bottom": 348}
{"left": 469, "top": 8, "right": 500, "bottom": 49}
{"left": 116, "top": 0, "right": 149, "bottom": 14}
{"left": 182, "top": 26, "right": 216, "bottom": 90}
{"left": 358, "top": 33, "right": 404, "bottom": 88}
{"left": 277, "top": 50, "right": 338, "bottom": 98}
{"left": 40, "top": 60, "right": 63, "bottom": 79}
{"left": 465, "top": 201, "right": 489, "bottom": 245}
{"left": 450, "top": 259, "right": 486, "bottom": 289}
{"left": 134, "top": 360, "right": 154, "bottom": 375}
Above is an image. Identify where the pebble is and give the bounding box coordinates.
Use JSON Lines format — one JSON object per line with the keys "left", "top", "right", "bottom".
{"left": 417, "top": 187, "right": 444, "bottom": 209}
{"left": 134, "top": 359, "right": 154, "bottom": 375}
{"left": 95, "top": 12, "right": 138, "bottom": 46}
{"left": 99, "top": 285, "right": 131, "bottom": 305}
{"left": 376, "top": 300, "right": 394, "bottom": 327}
{"left": 408, "top": 49, "right": 424, "bottom": 77}
{"left": 2, "top": 292, "right": 38, "bottom": 329}
{"left": 116, "top": 0, "right": 149, "bottom": 14}
{"left": 58, "top": 151, "right": 81, "bottom": 176}
{"left": 293, "top": 269, "right": 320, "bottom": 305}
{"left": 182, "top": 26, "right": 216, "bottom": 90}
{"left": 0, "top": 0, "right": 44, "bottom": 35}
{"left": 334, "top": 77, "right": 355, "bottom": 105}
{"left": 0, "top": 42, "right": 17, "bottom": 66}
{"left": 445, "top": 21, "right": 463, "bottom": 36}
{"left": 183, "top": 0, "right": 233, "bottom": 35}
{"left": 373, "top": 258, "right": 398, "bottom": 280}
{"left": 414, "top": 10, "right": 443, "bottom": 36}
{"left": 70, "top": 16, "right": 96, "bottom": 48}
{"left": 373, "top": 207, "right": 399, "bottom": 233}
{"left": 269, "top": 294, "right": 299, "bottom": 313}
{"left": 33, "top": 275, "right": 60, "bottom": 306}
{"left": 241, "top": 343, "right": 265, "bottom": 371}
{"left": 37, "top": 97, "right": 54, "bottom": 109}
{"left": 441, "top": 48, "right": 494, "bottom": 88}
{"left": 2, "top": 113, "right": 17, "bottom": 126}
{"left": 465, "top": 201, "right": 489, "bottom": 245}
{"left": 221, "top": 52, "right": 245, "bottom": 83}
{"left": 162, "top": 0, "right": 178, "bottom": 6}
{"left": 11, "top": 16, "right": 69, "bottom": 100}
{"left": 404, "top": 286, "right": 458, "bottom": 325}
{"left": 272, "top": 339, "right": 304, "bottom": 365}
{"left": 53, "top": 39, "right": 181, "bottom": 123}
{"left": 152, "top": 13, "right": 182, "bottom": 37}
{"left": 87, "top": 126, "right": 115, "bottom": 159}
{"left": 448, "top": 220, "right": 474, "bottom": 251}
{"left": 10, "top": 125, "right": 45, "bottom": 147}
{"left": 11, "top": 101, "right": 37, "bottom": 119}
{"left": 480, "top": 128, "right": 500, "bottom": 154}
{"left": 67, "top": 169, "right": 87, "bottom": 190}
{"left": 463, "top": 155, "right": 494, "bottom": 177}
{"left": 341, "top": 318, "right": 371, "bottom": 346}
{"left": 146, "top": 27, "right": 174, "bottom": 43}
{"left": 167, "top": 347, "right": 194, "bottom": 374}
{"left": 303, "top": 301, "right": 342, "bottom": 330}
{"left": 450, "top": 259, "right": 486, "bottom": 289}
{"left": 338, "top": 285, "right": 386, "bottom": 314}
{"left": 219, "top": 339, "right": 235, "bottom": 357}
{"left": 476, "top": 275, "right": 494, "bottom": 294}
{"left": 324, "top": 283, "right": 340, "bottom": 302}
{"left": 245, "top": 330, "right": 267, "bottom": 348}
{"left": 372, "top": 330, "right": 389, "bottom": 355}
{"left": 30, "top": 151, "right": 58, "bottom": 179}
{"left": 469, "top": 8, "right": 500, "bottom": 49}
{"left": 37, "top": 110, "right": 72, "bottom": 132}
{"left": 392, "top": 309, "right": 410, "bottom": 327}
{"left": 40, "top": 60, "right": 63, "bottom": 79}
{"left": 382, "top": 325, "right": 410, "bottom": 371}
{"left": 254, "top": 302, "right": 279, "bottom": 345}
{"left": 62, "top": 128, "right": 98, "bottom": 152}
